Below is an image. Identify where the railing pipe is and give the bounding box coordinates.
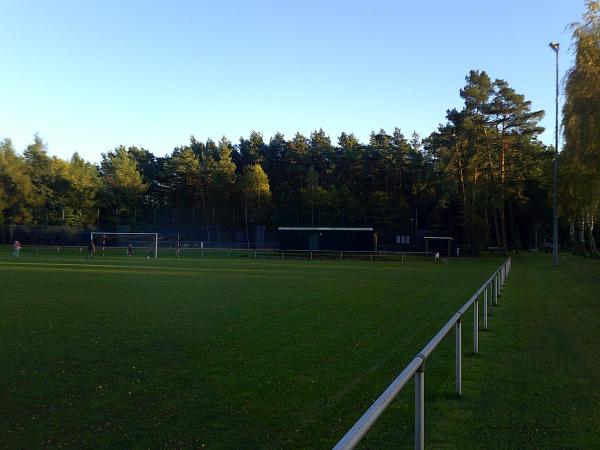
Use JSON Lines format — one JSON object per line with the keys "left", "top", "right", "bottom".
{"left": 332, "top": 258, "right": 511, "bottom": 450}
{"left": 418, "top": 313, "right": 461, "bottom": 360}
{"left": 332, "top": 357, "right": 424, "bottom": 450}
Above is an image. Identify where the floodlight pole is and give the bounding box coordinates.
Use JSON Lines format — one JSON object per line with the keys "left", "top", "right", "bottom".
{"left": 549, "top": 42, "right": 559, "bottom": 267}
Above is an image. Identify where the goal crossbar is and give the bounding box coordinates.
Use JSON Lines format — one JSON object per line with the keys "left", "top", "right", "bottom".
{"left": 90, "top": 232, "right": 159, "bottom": 258}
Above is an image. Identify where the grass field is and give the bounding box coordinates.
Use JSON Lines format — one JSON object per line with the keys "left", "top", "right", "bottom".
{"left": 1, "top": 249, "right": 598, "bottom": 449}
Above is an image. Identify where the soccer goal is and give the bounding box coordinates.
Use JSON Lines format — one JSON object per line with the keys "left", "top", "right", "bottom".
{"left": 90, "top": 232, "right": 159, "bottom": 258}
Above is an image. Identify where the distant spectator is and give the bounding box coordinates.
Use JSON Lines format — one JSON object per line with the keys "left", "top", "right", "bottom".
{"left": 13, "top": 241, "right": 21, "bottom": 258}
{"left": 87, "top": 240, "right": 96, "bottom": 260}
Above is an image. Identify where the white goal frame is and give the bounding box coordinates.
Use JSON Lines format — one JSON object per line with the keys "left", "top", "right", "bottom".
{"left": 90, "top": 232, "right": 159, "bottom": 258}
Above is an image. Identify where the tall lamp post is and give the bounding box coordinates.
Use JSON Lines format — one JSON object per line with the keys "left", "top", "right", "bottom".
{"left": 549, "top": 42, "right": 559, "bottom": 267}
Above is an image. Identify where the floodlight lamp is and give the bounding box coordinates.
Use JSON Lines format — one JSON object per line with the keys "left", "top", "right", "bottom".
{"left": 549, "top": 42, "right": 560, "bottom": 52}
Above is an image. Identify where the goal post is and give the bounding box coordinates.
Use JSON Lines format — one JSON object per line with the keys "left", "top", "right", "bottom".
{"left": 90, "top": 232, "right": 159, "bottom": 258}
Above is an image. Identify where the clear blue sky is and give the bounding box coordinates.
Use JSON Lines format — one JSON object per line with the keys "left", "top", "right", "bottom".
{"left": 0, "top": 0, "right": 585, "bottom": 162}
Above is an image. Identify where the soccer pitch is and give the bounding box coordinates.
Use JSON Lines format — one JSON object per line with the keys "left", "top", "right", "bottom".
{"left": 0, "top": 249, "right": 504, "bottom": 448}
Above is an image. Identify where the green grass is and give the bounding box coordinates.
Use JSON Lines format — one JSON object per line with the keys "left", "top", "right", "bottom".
{"left": 424, "top": 254, "right": 600, "bottom": 450}
{"left": 0, "top": 249, "right": 598, "bottom": 449}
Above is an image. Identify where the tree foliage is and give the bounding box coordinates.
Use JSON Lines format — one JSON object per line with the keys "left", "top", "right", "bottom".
{"left": 561, "top": 0, "right": 600, "bottom": 257}
{"left": 427, "top": 70, "right": 547, "bottom": 254}
{"left": 0, "top": 69, "right": 565, "bottom": 252}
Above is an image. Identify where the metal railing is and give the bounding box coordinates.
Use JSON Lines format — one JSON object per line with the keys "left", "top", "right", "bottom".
{"left": 0, "top": 245, "right": 440, "bottom": 262}
{"left": 333, "top": 257, "right": 512, "bottom": 450}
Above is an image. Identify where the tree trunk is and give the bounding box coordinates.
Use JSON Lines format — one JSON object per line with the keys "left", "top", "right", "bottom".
{"left": 588, "top": 215, "right": 598, "bottom": 258}
{"left": 455, "top": 143, "right": 472, "bottom": 251}
{"left": 245, "top": 192, "right": 249, "bottom": 249}
{"left": 508, "top": 200, "right": 521, "bottom": 251}
{"left": 579, "top": 217, "right": 586, "bottom": 255}
{"left": 499, "top": 203, "right": 508, "bottom": 254}
{"left": 569, "top": 219, "right": 576, "bottom": 253}
{"left": 198, "top": 183, "right": 211, "bottom": 243}
{"left": 257, "top": 192, "right": 262, "bottom": 225}
{"left": 494, "top": 208, "right": 502, "bottom": 253}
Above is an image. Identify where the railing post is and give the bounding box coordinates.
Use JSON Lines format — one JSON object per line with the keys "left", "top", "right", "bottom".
{"left": 474, "top": 298, "right": 479, "bottom": 355}
{"left": 415, "top": 364, "right": 425, "bottom": 450}
{"left": 495, "top": 273, "right": 498, "bottom": 298}
{"left": 483, "top": 286, "right": 488, "bottom": 330}
{"left": 455, "top": 318, "right": 462, "bottom": 395}
{"left": 494, "top": 276, "right": 498, "bottom": 305}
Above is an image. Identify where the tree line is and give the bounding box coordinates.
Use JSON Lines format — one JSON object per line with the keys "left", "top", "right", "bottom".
{"left": 561, "top": 0, "right": 600, "bottom": 257}
{"left": 0, "top": 71, "right": 555, "bottom": 253}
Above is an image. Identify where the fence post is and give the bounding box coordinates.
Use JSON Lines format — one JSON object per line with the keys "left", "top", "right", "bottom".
{"left": 483, "top": 287, "right": 488, "bottom": 330}
{"left": 474, "top": 298, "right": 479, "bottom": 355}
{"left": 494, "top": 275, "right": 498, "bottom": 305}
{"left": 496, "top": 272, "right": 502, "bottom": 305}
{"left": 415, "top": 364, "right": 425, "bottom": 450}
{"left": 495, "top": 273, "right": 498, "bottom": 298}
{"left": 455, "top": 318, "right": 462, "bottom": 395}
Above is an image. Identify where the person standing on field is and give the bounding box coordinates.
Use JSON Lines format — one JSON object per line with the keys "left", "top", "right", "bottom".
{"left": 87, "top": 240, "right": 96, "bottom": 260}
{"left": 127, "top": 244, "right": 133, "bottom": 256}
{"left": 434, "top": 251, "right": 440, "bottom": 263}
{"left": 13, "top": 241, "right": 21, "bottom": 258}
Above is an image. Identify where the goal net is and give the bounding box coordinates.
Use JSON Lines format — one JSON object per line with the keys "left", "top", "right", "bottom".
{"left": 90, "top": 232, "right": 159, "bottom": 258}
